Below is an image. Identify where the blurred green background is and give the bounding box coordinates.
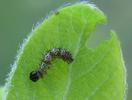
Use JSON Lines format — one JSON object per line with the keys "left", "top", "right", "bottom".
{"left": 0, "top": 0, "right": 131, "bottom": 99}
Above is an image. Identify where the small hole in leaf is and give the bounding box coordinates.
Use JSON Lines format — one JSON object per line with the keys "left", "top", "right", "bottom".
{"left": 87, "top": 24, "right": 111, "bottom": 48}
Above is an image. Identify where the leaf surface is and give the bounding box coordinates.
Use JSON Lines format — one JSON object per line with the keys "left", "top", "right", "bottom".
{"left": 3, "top": 3, "right": 126, "bottom": 100}
{"left": 0, "top": 87, "right": 3, "bottom": 100}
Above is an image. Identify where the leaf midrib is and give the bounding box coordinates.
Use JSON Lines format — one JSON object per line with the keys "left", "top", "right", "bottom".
{"left": 62, "top": 8, "right": 87, "bottom": 100}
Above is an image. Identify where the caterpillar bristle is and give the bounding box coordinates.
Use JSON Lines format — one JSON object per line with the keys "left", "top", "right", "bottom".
{"left": 29, "top": 48, "right": 73, "bottom": 82}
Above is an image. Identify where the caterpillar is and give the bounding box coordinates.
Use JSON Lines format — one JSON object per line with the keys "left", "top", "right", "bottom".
{"left": 29, "top": 48, "right": 73, "bottom": 82}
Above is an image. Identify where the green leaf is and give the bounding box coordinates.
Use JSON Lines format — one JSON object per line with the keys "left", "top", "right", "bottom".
{"left": 3, "top": 2, "right": 126, "bottom": 100}
{"left": 0, "top": 87, "right": 3, "bottom": 100}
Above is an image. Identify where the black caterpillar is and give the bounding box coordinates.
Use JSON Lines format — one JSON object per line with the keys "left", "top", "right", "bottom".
{"left": 30, "top": 48, "right": 73, "bottom": 82}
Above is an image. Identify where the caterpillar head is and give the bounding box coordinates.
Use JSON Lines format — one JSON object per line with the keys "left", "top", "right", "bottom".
{"left": 30, "top": 70, "right": 42, "bottom": 82}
